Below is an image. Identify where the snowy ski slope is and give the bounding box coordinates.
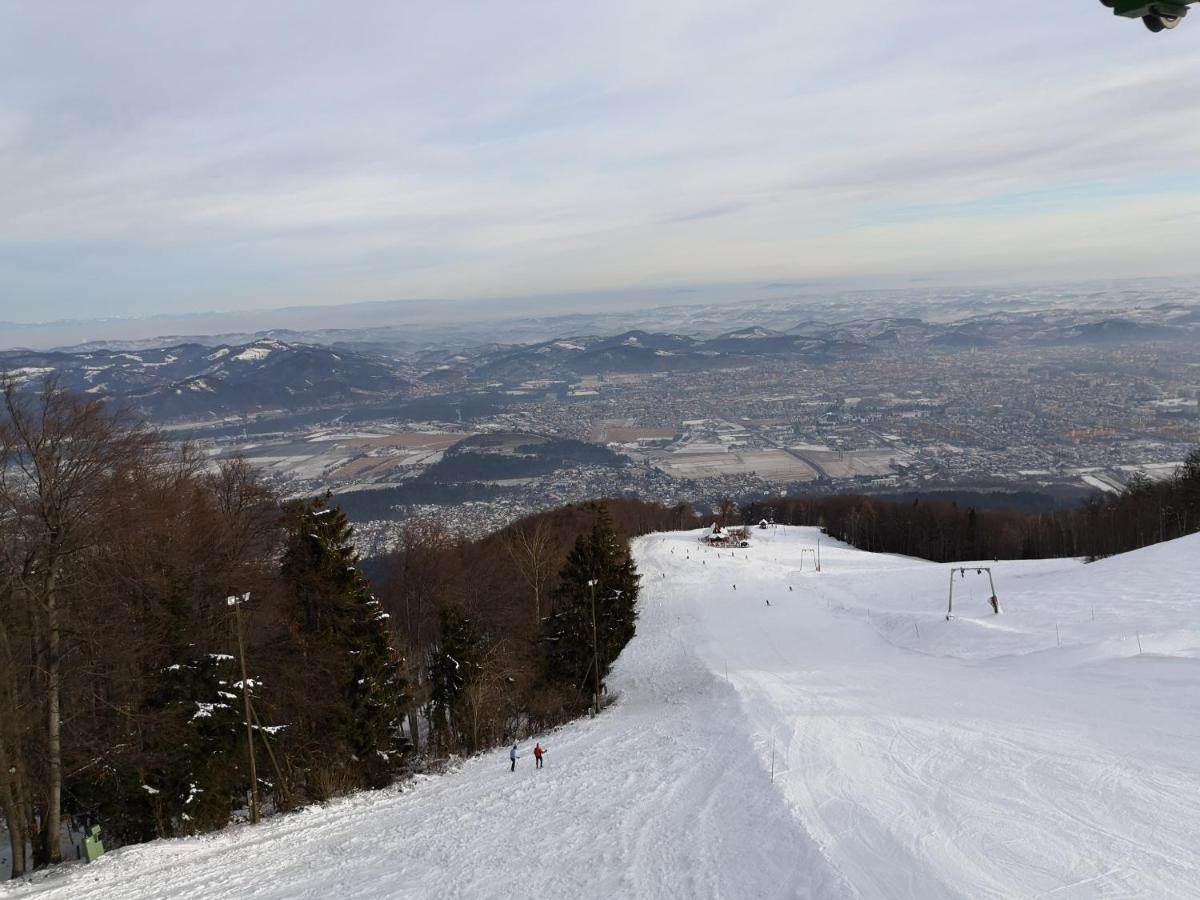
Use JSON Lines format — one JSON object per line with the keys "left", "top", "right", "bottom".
{"left": 6, "top": 527, "right": 1199, "bottom": 899}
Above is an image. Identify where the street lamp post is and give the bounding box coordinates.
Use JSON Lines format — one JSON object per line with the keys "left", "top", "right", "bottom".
{"left": 227, "top": 592, "right": 260, "bottom": 824}
{"left": 587, "top": 578, "right": 601, "bottom": 717}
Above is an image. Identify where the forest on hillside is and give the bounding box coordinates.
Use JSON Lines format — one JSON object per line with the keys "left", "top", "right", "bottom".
{"left": 0, "top": 379, "right": 683, "bottom": 878}
{"left": 745, "top": 453, "right": 1200, "bottom": 562}
{"left": 374, "top": 496, "right": 687, "bottom": 760}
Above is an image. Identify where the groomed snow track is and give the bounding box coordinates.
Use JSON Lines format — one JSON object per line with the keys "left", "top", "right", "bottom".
{"left": 6, "top": 527, "right": 1200, "bottom": 899}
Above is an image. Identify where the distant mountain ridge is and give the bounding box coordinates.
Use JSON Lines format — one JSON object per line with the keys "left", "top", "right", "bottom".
{"left": 447, "top": 307, "right": 1200, "bottom": 380}
{"left": 5, "top": 301, "right": 1199, "bottom": 425}
{"left": 471, "top": 327, "right": 877, "bottom": 378}
{"left": 0, "top": 338, "right": 408, "bottom": 422}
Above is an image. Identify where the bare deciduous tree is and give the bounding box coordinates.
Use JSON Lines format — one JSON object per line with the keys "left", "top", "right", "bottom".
{"left": 0, "top": 376, "right": 159, "bottom": 866}
{"left": 380, "top": 519, "right": 455, "bottom": 753}
{"left": 460, "top": 641, "right": 510, "bottom": 754}
{"left": 502, "top": 518, "right": 555, "bottom": 630}
{"left": 718, "top": 496, "right": 737, "bottom": 527}
{"left": 0, "top": 558, "right": 35, "bottom": 877}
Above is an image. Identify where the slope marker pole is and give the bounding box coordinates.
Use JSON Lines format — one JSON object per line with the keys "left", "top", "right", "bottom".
{"left": 1056, "top": 623, "right": 1061, "bottom": 647}
{"left": 1137, "top": 632, "right": 1143, "bottom": 655}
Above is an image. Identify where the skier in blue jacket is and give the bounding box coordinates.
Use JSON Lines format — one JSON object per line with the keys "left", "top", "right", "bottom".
{"left": 510, "top": 744, "right": 519, "bottom": 772}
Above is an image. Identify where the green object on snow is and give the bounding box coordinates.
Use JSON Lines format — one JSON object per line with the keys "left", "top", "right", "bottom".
{"left": 84, "top": 824, "right": 105, "bottom": 863}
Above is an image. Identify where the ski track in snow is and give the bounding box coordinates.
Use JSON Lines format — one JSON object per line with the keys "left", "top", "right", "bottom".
{"left": 652, "top": 529, "right": 1200, "bottom": 899}
{"left": 6, "top": 527, "right": 1200, "bottom": 899}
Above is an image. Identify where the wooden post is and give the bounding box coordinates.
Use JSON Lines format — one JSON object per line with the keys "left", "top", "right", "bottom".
{"left": 229, "top": 593, "right": 260, "bottom": 824}
{"left": 249, "top": 703, "right": 291, "bottom": 811}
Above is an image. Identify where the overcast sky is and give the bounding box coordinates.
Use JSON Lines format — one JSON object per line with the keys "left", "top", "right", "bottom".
{"left": 3, "top": 1, "right": 1200, "bottom": 324}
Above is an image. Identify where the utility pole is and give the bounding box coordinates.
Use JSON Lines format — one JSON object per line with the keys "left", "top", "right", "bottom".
{"left": 228, "top": 593, "right": 260, "bottom": 824}
{"left": 587, "top": 579, "right": 601, "bottom": 718}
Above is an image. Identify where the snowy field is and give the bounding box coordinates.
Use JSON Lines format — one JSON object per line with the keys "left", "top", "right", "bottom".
{"left": 5, "top": 527, "right": 1200, "bottom": 899}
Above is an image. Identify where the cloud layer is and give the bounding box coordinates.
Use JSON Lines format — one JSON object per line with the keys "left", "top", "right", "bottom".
{"left": 3, "top": 1, "right": 1200, "bottom": 321}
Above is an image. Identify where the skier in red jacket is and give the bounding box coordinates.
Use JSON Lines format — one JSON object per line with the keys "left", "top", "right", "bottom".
{"left": 533, "top": 743, "right": 545, "bottom": 769}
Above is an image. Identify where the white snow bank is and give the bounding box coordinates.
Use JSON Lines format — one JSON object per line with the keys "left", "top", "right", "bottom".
{"left": 7, "top": 528, "right": 1199, "bottom": 899}
{"left": 640, "top": 528, "right": 1200, "bottom": 898}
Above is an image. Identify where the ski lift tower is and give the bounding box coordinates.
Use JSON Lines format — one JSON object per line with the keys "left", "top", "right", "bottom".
{"left": 946, "top": 566, "right": 999, "bottom": 621}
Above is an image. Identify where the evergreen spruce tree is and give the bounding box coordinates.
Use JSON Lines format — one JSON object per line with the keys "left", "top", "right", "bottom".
{"left": 151, "top": 652, "right": 250, "bottom": 832}
{"left": 280, "top": 494, "right": 405, "bottom": 787}
{"left": 66, "top": 652, "right": 254, "bottom": 842}
{"left": 428, "top": 606, "right": 488, "bottom": 748}
{"left": 543, "top": 506, "right": 640, "bottom": 705}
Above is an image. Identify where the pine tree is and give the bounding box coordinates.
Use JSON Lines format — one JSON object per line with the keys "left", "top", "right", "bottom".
{"left": 64, "top": 652, "right": 254, "bottom": 843}
{"left": 542, "top": 506, "right": 640, "bottom": 706}
{"left": 280, "top": 494, "right": 405, "bottom": 788}
{"left": 428, "top": 606, "right": 488, "bottom": 749}
{"left": 151, "top": 652, "right": 249, "bottom": 832}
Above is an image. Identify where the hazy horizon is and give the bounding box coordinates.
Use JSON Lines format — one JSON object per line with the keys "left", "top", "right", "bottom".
{"left": 3, "top": 273, "right": 1197, "bottom": 352}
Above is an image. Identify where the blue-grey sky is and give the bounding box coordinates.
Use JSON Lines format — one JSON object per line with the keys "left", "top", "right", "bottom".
{"left": 3, "top": 1, "right": 1200, "bottom": 324}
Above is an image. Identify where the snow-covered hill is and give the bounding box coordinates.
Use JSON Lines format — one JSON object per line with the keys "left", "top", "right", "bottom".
{"left": 7, "top": 528, "right": 1199, "bottom": 899}
{"left": 0, "top": 339, "right": 407, "bottom": 422}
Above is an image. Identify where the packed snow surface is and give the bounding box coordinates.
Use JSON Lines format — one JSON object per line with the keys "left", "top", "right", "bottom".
{"left": 7, "top": 528, "right": 1200, "bottom": 899}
